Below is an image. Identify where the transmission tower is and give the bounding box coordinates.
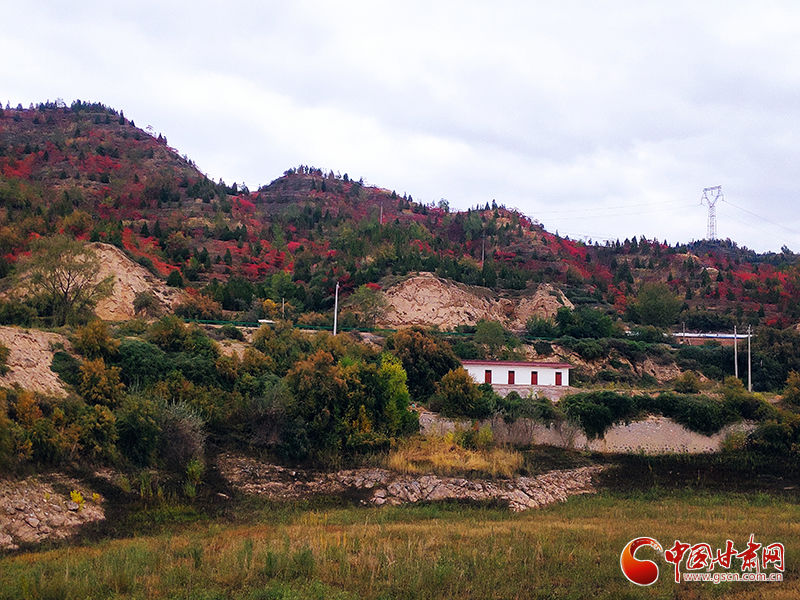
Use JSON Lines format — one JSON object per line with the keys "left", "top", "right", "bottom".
{"left": 701, "top": 185, "right": 723, "bottom": 240}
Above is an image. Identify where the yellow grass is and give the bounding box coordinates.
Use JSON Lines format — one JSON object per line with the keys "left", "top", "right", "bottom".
{"left": 387, "top": 434, "right": 523, "bottom": 478}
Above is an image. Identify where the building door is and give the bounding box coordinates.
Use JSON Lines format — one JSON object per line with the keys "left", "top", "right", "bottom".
{"left": 484, "top": 370, "right": 492, "bottom": 384}
{"left": 508, "top": 371, "right": 515, "bottom": 384}
{"left": 555, "top": 372, "right": 562, "bottom": 386}
{"left": 531, "top": 371, "right": 538, "bottom": 385}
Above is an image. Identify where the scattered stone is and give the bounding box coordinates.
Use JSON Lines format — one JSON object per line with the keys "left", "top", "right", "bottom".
{"left": 0, "top": 476, "right": 105, "bottom": 550}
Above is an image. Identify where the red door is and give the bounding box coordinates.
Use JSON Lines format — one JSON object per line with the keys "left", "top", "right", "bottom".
{"left": 508, "top": 371, "right": 515, "bottom": 384}
{"left": 531, "top": 371, "right": 538, "bottom": 385}
{"left": 484, "top": 370, "right": 492, "bottom": 384}
{"left": 555, "top": 372, "right": 562, "bottom": 386}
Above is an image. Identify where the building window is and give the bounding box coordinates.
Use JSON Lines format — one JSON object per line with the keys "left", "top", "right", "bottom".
{"left": 508, "top": 370, "right": 515, "bottom": 384}
{"left": 531, "top": 371, "right": 538, "bottom": 385}
{"left": 484, "top": 369, "right": 492, "bottom": 384}
{"left": 555, "top": 372, "right": 562, "bottom": 386}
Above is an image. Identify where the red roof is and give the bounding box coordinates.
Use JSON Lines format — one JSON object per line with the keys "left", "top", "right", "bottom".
{"left": 461, "top": 360, "right": 571, "bottom": 369}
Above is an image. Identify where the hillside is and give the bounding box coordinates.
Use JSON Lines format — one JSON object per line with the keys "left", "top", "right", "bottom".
{"left": 2, "top": 101, "right": 800, "bottom": 331}
{"left": 380, "top": 273, "right": 572, "bottom": 330}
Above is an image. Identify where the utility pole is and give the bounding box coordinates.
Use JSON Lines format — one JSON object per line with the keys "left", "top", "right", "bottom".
{"left": 379, "top": 202, "right": 383, "bottom": 225}
{"left": 333, "top": 281, "right": 340, "bottom": 336}
{"left": 734, "top": 325, "right": 738, "bottom": 379}
{"left": 281, "top": 297, "right": 285, "bottom": 319}
{"left": 700, "top": 186, "right": 723, "bottom": 240}
{"left": 747, "top": 325, "right": 752, "bottom": 392}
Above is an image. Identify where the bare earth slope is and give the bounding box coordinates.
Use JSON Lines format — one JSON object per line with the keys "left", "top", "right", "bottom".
{"left": 91, "top": 243, "right": 182, "bottom": 321}
{"left": 380, "top": 272, "right": 573, "bottom": 330}
{"left": 0, "top": 326, "right": 71, "bottom": 397}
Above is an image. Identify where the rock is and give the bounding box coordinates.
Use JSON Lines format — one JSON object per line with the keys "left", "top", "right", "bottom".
{"left": 25, "top": 516, "right": 40, "bottom": 528}
{"left": 66, "top": 501, "right": 80, "bottom": 511}
{"left": 0, "top": 532, "right": 15, "bottom": 549}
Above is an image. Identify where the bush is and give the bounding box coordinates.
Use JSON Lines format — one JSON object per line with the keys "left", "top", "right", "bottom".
{"left": 174, "top": 293, "right": 222, "bottom": 321}
{"left": 133, "top": 291, "right": 160, "bottom": 317}
{"left": 0, "top": 343, "right": 9, "bottom": 376}
{"left": 74, "top": 320, "right": 119, "bottom": 359}
{"left": 533, "top": 341, "right": 553, "bottom": 356}
{"left": 386, "top": 327, "right": 460, "bottom": 402}
{"left": 147, "top": 316, "right": 188, "bottom": 352}
{"left": 78, "top": 358, "right": 125, "bottom": 407}
{"left": 782, "top": 371, "right": 800, "bottom": 407}
{"left": 0, "top": 299, "right": 37, "bottom": 326}
{"left": 114, "top": 339, "right": 169, "bottom": 386}
{"left": 157, "top": 401, "right": 206, "bottom": 474}
{"left": 220, "top": 324, "right": 244, "bottom": 340}
{"left": 115, "top": 395, "right": 161, "bottom": 466}
{"left": 674, "top": 371, "right": 700, "bottom": 394}
{"left": 561, "top": 391, "right": 636, "bottom": 439}
{"left": 526, "top": 316, "right": 557, "bottom": 338}
{"left": 51, "top": 351, "right": 82, "bottom": 387}
{"left": 431, "top": 368, "right": 492, "bottom": 419}
{"left": 166, "top": 270, "right": 184, "bottom": 288}
{"left": 573, "top": 339, "right": 605, "bottom": 360}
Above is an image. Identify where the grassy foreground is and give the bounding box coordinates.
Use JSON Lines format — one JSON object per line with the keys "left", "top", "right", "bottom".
{"left": 1, "top": 490, "right": 797, "bottom": 600}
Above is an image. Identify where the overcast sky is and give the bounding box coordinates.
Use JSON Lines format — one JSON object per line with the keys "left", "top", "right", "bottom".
{"left": 3, "top": 1, "right": 800, "bottom": 252}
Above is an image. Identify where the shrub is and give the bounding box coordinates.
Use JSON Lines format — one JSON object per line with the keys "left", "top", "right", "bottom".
{"left": 133, "top": 291, "right": 160, "bottom": 317}
{"left": 78, "top": 358, "right": 125, "bottom": 407}
{"left": 674, "top": 371, "right": 700, "bottom": 394}
{"left": 174, "top": 293, "right": 222, "bottom": 321}
{"left": 114, "top": 339, "right": 169, "bottom": 386}
{"left": 50, "top": 351, "right": 82, "bottom": 386}
{"left": 386, "top": 327, "right": 460, "bottom": 402}
{"left": 561, "top": 391, "right": 637, "bottom": 439}
{"left": 746, "top": 419, "right": 799, "bottom": 456}
{"left": 0, "top": 342, "right": 9, "bottom": 376}
{"left": 533, "top": 340, "right": 553, "bottom": 356}
{"left": 573, "top": 339, "right": 605, "bottom": 360}
{"left": 157, "top": 401, "right": 206, "bottom": 474}
{"left": 0, "top": 299, "right": 37, "bottom": 326}
{"left": 115, "top": 395, "right": 161, "bottom": 466}
{"left": 77, "top": 404, "right": 117, "bottom": 460}
{"left": 220, "top": 324, "right": 244, "bottom": 340}
{"left": 721, "top": 376, "right": 778, "bottom": 421}
{"left": 526, "top": 316, "right": 557, "bottom": 338}
{"left": 782, "top": 371, "right": 800, "bottom": 407}
{"left": 431, "top": 368, "right": 491, "bottom": 419}
{"left": 166, "top": 270, "right": 184, "bottom": 288}
{"left": 147, "top": 316, "right": 188, "bottom": 352}
{"left": 74, "top": 320, "right": 119, "bottom": 359}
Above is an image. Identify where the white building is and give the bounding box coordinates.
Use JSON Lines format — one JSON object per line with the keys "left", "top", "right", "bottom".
{"left": 461, "top": 360, "right": 572, "bottom": 399}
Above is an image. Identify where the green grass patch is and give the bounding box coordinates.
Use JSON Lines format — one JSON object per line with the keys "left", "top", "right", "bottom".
{"left": 1, "top": 492, "right": 797, "bottom": 599}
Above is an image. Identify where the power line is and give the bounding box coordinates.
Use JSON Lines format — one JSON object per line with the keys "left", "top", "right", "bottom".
{"left": 722, "top": 198, "right": 800, "bottom": 237}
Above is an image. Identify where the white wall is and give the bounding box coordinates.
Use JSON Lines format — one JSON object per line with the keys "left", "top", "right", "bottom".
{"left": 463, "top": 364, "right": 569, "bottom": 387}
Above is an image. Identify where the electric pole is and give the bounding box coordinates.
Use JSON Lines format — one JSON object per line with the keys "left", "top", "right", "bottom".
{"left": 333, "top": 281, "right": 340, "bottom": 336}
{"left": 734, "top": 325, "right": 738, "bottom": 379}
{"left": 701, "top": 185, "right": 723, "bottom": 240}
{"left": 747, "top": 325, "right": 752, "bottom": 392}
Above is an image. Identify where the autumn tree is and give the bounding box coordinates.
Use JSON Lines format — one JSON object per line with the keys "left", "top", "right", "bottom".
{"left": 74, "top": 320, "right": 119, "bottom": 359}
{"left": 78, "top": 358, "right": 125, "bottom": 407}
{"left": 345, "top": 285, "right": 387, "bottom": 327}
{"left": 630, "top": 283, "right": 682, "bottom": 328}
{"left": 18, "top": 236, "right": 113, "bottom": 326}
{"left": 386, "top": 327, "right": 460, "bottom": 401}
